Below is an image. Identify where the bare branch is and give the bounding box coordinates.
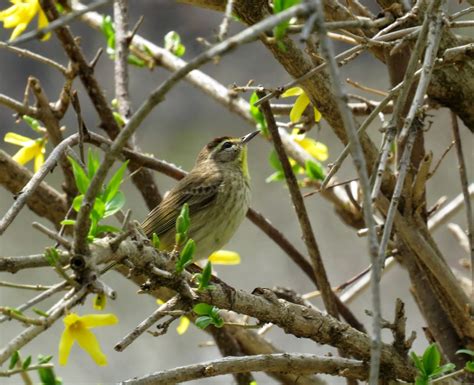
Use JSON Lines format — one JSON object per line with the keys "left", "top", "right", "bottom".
{"left": 119, "top": 354, "right": 368, "bottom": 385}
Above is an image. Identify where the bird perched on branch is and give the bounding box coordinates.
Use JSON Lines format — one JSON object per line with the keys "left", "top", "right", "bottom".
{"left": 141, "top": 131, "right": 259, "bottom": 260}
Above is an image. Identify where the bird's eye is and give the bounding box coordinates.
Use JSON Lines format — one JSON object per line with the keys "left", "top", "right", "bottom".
{"left": 222, "top": 141, "right": 234, "bottom": 150}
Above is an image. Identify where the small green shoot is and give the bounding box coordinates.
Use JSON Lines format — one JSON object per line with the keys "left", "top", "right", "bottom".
{"left": 175, "top": 203, "right": 190, "bottom": 246}
{"left": 63, "top": 150, "right": 128, "bottom": 241}
{"left": 456, "top": 349, "right": 474, "bottom": 373}
{"left": 411, "top": 344, "right": 456, "bottom": 385}
{"left": 175, "top": 239, "right": 195, "bottom": 273}
{"left": 164, "top": 31, "right": 186, "bottom": 57}
{"left": 196, "top": 261, "right": 214, "bottom": 291}
{"left": 249, "top": 91, "right": 268, "bottom": 136}
{"left": 305, "top": 159, "right": 325, "bottom": 181}
{"left": 193, "top": 303, "right": 224, "bottom": 329}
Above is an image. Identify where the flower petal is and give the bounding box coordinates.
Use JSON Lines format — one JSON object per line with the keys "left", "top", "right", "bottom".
{"left": 10, "top": 21, "right": 27, "bottom": 40}
{"left": 281, "top": 87, "right": 303, "bottom": 97}
{"left": 12, "top": 143, "right": 39, "bottom": 166}
{"left": 81, "top": 313, "right": 119, "bottom": 328}
{"left": 4, "top": 132, "right": 34, "bottom": 146}
{"left": 58, "top": 328, "right": 75, "bottom": 366}
{"left": 176, "top": 316, "right": 190, "bottom": 335}
{"left": 297, "top": 137, "right": 329, "bottom": 161}
{"left": 289, "top": 94, "right": 310, "bottom": 123}
{"left": 73, "top": 327, "right": 108, "bottom": 366}
{"left": 208, "top": 250, "right": 241, "bottom": 265}
{"left": 34, "top": 150, "right": 44, "bottom": 172}
{"left": 313, "top": 107, "right": 322, "bottom": 122}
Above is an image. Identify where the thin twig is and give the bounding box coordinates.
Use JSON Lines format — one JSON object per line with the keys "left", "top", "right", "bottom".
{"left": 258, "top": 92, "right": 339, "bottom": 319}
{"left": 0, "top": 281, "right": 68, "bottom": 324}
{"left": 450, "top": 111, "right": 474, "bottom": 305}
{"left": 119, "top": 354, "right": 368, "bottom": 385}
{"left": 0, "top": 133, "right": 79, "bottom": 235}
{"left": 0, "top": 42, "right": 67, "bottom": 74}
{"left": 217, "top": 0, "right": 234, "bottom": 41}
{"left": 32, "top": 222, "right": 72, "bottom": 250}
{"left": 310, "top": 1, "right": 380, "bottom": 382}
{"left": 115, "top": 296, "right": 183, "bottom": 352}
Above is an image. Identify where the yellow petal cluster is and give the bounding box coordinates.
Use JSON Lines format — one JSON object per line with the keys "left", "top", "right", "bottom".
{"left": 281, "top": 87, "right": 322, "bottom": 123}
{"left": 290, "top": 129, "right": 328, "bottom": 162}
{"left": 58, "top": 313, "right": 118, "bottom": 366}
{"left": 4, "top": 132, "right": 47, "bottom": 172}
{"left": 208, "top": 250, "right": 241, "bottom": 265}
{"left": 0, "top": 0, "right": 49, "bottom": 41}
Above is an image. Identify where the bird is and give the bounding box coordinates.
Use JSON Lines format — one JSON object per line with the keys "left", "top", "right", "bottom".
{"left": 141, "top": 131, "right": 259, "bottom": 260}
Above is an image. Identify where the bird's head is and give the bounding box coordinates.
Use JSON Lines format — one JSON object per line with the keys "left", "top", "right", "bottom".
{"left": 195, "top": 131, "right": 259, "bottom": 176}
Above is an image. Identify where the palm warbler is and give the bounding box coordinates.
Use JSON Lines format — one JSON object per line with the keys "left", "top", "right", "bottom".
{"left": 141, "top": 131, "right": 259, "bottom": 259}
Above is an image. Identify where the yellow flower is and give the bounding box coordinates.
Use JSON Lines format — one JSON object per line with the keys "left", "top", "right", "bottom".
{"left": 4, "top": 132, "right": 47, "bottom": 172}
{"left": 156, "top": 299, "right": 191, "bottom": 335}
{"left": 291, "top": 129, "right": 328, "bottom": 161}
{"left": 281, "top": 87, "right": 322, "bottom": 123}
{"left": 58, "top": 313, "right": 118, "bottom": 366}
{"left": 176, "top": 316, "right": 190, "bottom": 335}
{"left": 208, "top": 250, "right": 241, "bottom": 265}
{"left": 0, "top": 0, "right": 50, "bottom": 41}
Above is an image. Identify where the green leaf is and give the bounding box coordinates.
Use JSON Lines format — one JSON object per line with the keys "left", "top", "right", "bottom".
{"left": 272, "top": 0, "right": 300, "bottom": 42}
{"left": 176, "top": 239, "right": 195, "bottom": 273}
{"left": 72, "top": 194, "right": 84, "bottom": 212}
{"left": 176, "top": 203, "right": 190, "bottom": 234}
{"left": 60, "top": 219, "right": 76, "bottom": 226}
{"left": 456, "top": 349, "right": 474, "bottom": 357}
{"left": 68, "top": 157, "right": 90, "bottom": 194}
{"left": 305, "top": 160, "right": 325, "bottom": 181}
{"left": 104, "top": 191, "right": 125, "bottom": 217}
{"left": 22, "top": 355, "right": 32, "bottom": 370}
{"left": 22, "top": 115, "right": 41, "bottom": 133}
{"left": 104, "top": 161, "right": 128, "bottom": 203}
{"left": 9, "top": 351, "right": 19, "bottom": 369}
{"left": 268, "top": 150, "right": 283, "bottom": 171}
{"left": 164, "top": 31, "right": 186, "bottom": 57}
{"left": 96, "top": 225, "right": 121, "bottom": 234}
{"left": 32, "top": 308, "right": 48, "bottom": 317}
{"left": 422, "top": 344, "right": 441, "bottom": 376}
{"left": 152, "top": 233, "right": 160, "bottom": 249}
{"left": 87, "top": 149, "right": 100, "bottom": 180}
{"left": 127, "top": 54, "right": 146, "bottom": 67}
{"left": 265, "top": 171, "right": 284, "bottom": 183}
{"left": 249, "top": 91, "right": 268, "bottom": 136}
{"left": 197, "top": 261, "right": 213, "bottom": 291}
{"left": 37, "top": 354, "right": 53, "bottom": 364}
{"left": 431, "top": 363, "right": 455, "bottom": 377}
{"left": 91, "top": 197, "right": 106, "bottom": 222}
{"left": 101, "top": 15, "right": 115, "bottom": 48}
{"left": 465, "top": 361, "right": 474, "bottom": 372}
{"left": 44, "top": 248, "right": 59, "bottom": 267}
{"left": 113, "top": 111, "right": 125, "bottom": 127}
{"left": 415, "top": 377, "right": 428, "bottom": 385}
{"left": 193, "top": 303, "right": 213, "bottom": 316}
{"left": 195, "top": 315, "right": 213, "bottom": 330}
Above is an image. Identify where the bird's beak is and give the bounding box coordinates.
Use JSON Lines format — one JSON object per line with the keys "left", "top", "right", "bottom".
{"left": 240, "top": 130, "right": 259, "bottom": 144}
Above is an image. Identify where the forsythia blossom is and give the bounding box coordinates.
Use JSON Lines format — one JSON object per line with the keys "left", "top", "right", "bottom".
{"left": 0, "top": 0, "right": 49, "bottom": 41}
{"left": 4, "top": 132, "right": 47, "bottom": 172}
{"left": 290, "top": 129, "right": 328, "bottom": 162}
{"left": 58, "top": 313, "right": 118, "bottom": 366}
{"left": 208, "top": 250, "right": 241, "bottom": 265}
{"left": 281, "top": 87, "right": 322, "bottom": 123}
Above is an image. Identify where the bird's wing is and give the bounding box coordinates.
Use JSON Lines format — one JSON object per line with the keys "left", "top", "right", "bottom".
{"left": 141, "top": 171, "right": 223, "bottom": 238}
